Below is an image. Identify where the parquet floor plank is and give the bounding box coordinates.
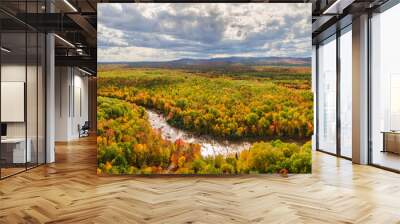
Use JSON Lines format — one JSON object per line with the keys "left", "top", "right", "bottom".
{"left": 0, "top": 137, "right": 399, "bottom": 223}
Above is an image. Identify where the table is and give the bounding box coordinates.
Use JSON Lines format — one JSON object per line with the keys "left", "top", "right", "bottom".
{"left": 1, "top": 138, "right": 31, "bottom": 164}
{"left": 381, "top": 131, "right": 400, "bottom": 154}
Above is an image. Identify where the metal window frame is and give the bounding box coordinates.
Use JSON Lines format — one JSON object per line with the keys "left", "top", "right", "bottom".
{"left": 336, "top": 27, "right": 341, "bottom": 157}
{"left": 315, "top": 21, "right": 353, "bottom": 162}
{"left": 338, "top": 23, "right": 353, "bottom": 160}
{"left": 315, "top": 32, "right": 339, "bottom": 156}
{"left": 315, "top": 0, "right": 400, "bottom": 172}
{"left": 367, "top": 0, "right": 400, "bottom": 173}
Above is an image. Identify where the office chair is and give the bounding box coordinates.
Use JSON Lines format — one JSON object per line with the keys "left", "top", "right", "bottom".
{"left": 79, "top": 121, "right": 90, "bottom": 138}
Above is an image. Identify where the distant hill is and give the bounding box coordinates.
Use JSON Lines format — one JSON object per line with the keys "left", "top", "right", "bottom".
{"left": 99, "top": 56, "right": 311, "bottom": 69}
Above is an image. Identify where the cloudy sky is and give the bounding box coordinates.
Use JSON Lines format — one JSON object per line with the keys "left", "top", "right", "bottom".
{"left": 98, "top": 3, "right": 311, "bottom": 62}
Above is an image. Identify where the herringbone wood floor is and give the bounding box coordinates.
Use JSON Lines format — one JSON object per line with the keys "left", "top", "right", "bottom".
{"left": 1, "top": 137, "right": 400, "bottom": 224}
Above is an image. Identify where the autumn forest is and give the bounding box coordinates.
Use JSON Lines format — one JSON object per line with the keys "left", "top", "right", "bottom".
{"left": 97, "top": 65, "right": 313, "bottom": 175}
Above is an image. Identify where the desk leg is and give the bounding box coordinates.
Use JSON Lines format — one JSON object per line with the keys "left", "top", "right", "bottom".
{"left": 382, "top": 133, "right": 386, "bottom": 153}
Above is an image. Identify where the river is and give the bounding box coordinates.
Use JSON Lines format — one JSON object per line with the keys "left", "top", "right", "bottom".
{"left": 146, "top": 109, "right": 252, "bottom": 157}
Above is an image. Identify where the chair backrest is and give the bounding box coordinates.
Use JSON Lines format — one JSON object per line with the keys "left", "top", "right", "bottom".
{"left": 82, "top": 121, "right": 90, "bottom": 129}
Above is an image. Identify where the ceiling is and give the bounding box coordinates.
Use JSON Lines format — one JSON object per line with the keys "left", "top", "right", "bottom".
{"left": 0, "top": 0, "right": 98, "bottom": 74}
{"left": 311, "top": 0, "right": 390, "bottom": 43}
{"left": 0, "top": 0, "right": 394, "bottom": 73}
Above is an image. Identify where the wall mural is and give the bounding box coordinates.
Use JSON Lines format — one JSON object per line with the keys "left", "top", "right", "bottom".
{"left": 97, "top": 3, "right": 313, "bottom": 175}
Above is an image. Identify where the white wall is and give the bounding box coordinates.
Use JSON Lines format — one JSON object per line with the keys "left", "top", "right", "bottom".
{"left": 55, "top": 67, "right": 89, "bottom": 141}
{"left": 1, "top": 64, "right": 26, "bottom": 138}
{"left": 0, "top": 65, "right": 41, "bottom": 138}
{"left": 1, "top": 64, "right": 25, "bottom": 81}
{"left": 55, "top": 66, "right": 70, "bottom": 141}
{"left": 71, "top": 72, "right": 89, "bottom": 138}
{"left": 1, "top": 63, "right": 46, "bottom": 164}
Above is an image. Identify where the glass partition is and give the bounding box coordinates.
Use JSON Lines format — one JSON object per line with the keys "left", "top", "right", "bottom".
{"left": 27, "top": 31, "right": 38, "bottom": 169}
{"left": 0, "top": 31, "right": 28, "bottom": 177}
{"left": 0, "top": 2, "right": 46, "bottom": 179}
{"left": 317, "top": 35, "right": 337, "bottom": 154}
{"left": 38, "top": 32, "right": 45, "bottom": 165}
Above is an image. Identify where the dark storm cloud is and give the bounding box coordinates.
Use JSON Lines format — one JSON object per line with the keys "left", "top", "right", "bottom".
{"left": 97, "top": 3, "right": 311, "bottom": 62}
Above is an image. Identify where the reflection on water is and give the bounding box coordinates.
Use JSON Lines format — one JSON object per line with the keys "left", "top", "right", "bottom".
{"left": 146, "top": 109, "right": 251, "bottom": 157}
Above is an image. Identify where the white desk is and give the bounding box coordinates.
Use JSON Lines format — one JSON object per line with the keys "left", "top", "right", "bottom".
{"left": 1, "top": 138, "right": 31, "bottom": 163}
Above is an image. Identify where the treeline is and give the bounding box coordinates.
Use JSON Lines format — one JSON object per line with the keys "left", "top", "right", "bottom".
{"left": 97, "top": 96, "right": 312, "bottom": 175}
{"left": 98, "top": 69, "right": 313, "bottom": 140}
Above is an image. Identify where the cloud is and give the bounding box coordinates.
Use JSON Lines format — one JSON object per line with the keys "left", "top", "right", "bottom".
{"left": 97, "top": 3, "right": 311, "bottom": 62}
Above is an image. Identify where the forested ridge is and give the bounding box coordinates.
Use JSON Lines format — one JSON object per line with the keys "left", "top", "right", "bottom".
{"left": 97, "top": 67, "right": 313, "bottom": 174}
{"left": 98, "top": 68, "right": 313, "bottom": 141}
